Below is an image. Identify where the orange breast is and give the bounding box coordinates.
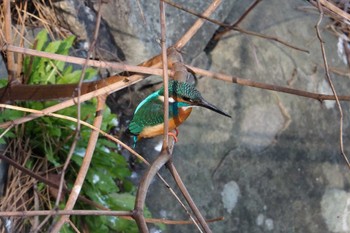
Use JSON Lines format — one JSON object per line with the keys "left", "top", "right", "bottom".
{"left": 172, "top": 107, "right": 192, "bottom": 127}
{"left": 138, "top": 107, "right": 192, "bottom": 139}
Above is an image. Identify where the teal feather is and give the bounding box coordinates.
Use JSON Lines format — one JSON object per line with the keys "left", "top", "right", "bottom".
{"left": 129, "top": 92, "right": 190, "bottom": 136}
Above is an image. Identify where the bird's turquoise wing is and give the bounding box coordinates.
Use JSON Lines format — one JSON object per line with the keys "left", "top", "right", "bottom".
{"left": 129, "top": 97, "right": 173, "bottom": 135}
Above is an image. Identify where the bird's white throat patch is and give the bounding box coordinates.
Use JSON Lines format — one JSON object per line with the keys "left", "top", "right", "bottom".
{"left": 180, "top": 106, "right": 193, "bottom": 111}
{"left": 158, "top": 96, "right": 175, "bottom": 103}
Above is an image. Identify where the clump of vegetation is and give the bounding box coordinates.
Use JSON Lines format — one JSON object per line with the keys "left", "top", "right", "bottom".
{"left": 0, "top": 30, "right": 149, "bottom": 232}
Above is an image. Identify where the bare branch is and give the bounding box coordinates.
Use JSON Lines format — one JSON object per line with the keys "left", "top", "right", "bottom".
{"left": 134, "top": 143, "right": 174, "bottom": 233}
{"left": 160, "top": 0, "right": 170, "bottom": 149}
{"left": 315, "top": 0, "right": 350, "bottom": 168}
{"left": 175, "top": 0, "right": 222, "bottom": 49}
{"left": 167, "top": 161, "right": 212, "bottom": 233}
{"left": 3, "top": 44, "right": 165, "bottom": 76}
{"left": 187, "top": 65, "right": 350, "bottom": 101}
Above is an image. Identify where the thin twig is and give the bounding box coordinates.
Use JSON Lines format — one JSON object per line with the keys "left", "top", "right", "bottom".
{"left": 186, "top": 65, "right": 350, "bottom": 101}
{"left": 50, "top": 95, "right": 107, "bottom": 232}
{"left": 213, "top": 0, "right": 262, "bottom": 40}
{"left": 165, "top": 0, "right": 308, "bottom": 53}
{"left": 31, "top": 184, "right": 39, "bottom": 233}
{"left": 315, "top": 0, "right": 350, "bottom": 168}
{"left": 0, "top": 153, "right": 107, "bottom": 211}
{"left": 231, "top": 27, "right": 309, "bottom": 53}
{"left": 160, "top": 0, "right": 170, "bottom": 149}
{"left": 318, "top": 0, "right": 350, "bottom": 21}
{"left": 175, "top": 0, "right": 222, "bottom": 49}
{"left": 231, "top": 0, "right": 262, "bottom": 27}
{"left": 0, "top": 210, "right": 132, "bottom": 217}
{"left": 3, "top": 0, "right": 16, "bottom": 82}
{"left": 0, "top": 104, "right": 147, "bottom": 164}
{"left": 14, "top": 2, "right": 28, "bottom": 80}
{"left": 67, "top": 219, "right": 80, "bottom": 233}
{"left": 167, "top": 161, "right": 211, "bottom": 233}
{"left": 3, "top": 44, "right": 165, "bottom": 76}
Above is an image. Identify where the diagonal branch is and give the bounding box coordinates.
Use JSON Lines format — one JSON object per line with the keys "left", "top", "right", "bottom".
{"left": 174, "top": 0, "right": 222, "bottom": 49}
{"left": 166, "top": 161, "right": 212, "bottom": 233}
{"left": 213, "top": 0, "right": 262, "bottom": 39}
{"left": 134, "top": 143, "right": 174, "bottom": 233}
{"left": 50, "top": 95, "right": 107, "bottom": 232}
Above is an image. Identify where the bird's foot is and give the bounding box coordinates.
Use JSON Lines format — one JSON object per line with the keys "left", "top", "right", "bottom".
{"left": 174, "top": 128, "right": 179, "bottom": 137}
{"left": 168, "top": 129, "right": 179, "bottom": 143}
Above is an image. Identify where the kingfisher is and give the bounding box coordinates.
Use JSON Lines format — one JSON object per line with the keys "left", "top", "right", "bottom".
{"left": 128, "top": 80, "right": 231, "bottom": 145}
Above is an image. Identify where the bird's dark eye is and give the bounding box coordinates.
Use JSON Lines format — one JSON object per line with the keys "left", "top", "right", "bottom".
{"left": 182, "top": 97, "right": 192, "bottom": 102}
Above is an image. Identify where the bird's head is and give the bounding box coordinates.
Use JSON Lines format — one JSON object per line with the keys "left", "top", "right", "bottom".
{"left": 158, "top": 80, "right": 231, "bottom": 118}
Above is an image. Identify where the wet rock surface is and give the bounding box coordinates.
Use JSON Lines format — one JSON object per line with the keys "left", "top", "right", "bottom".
{"left": 138, "top": 1, "right": 350, "bottom": 233}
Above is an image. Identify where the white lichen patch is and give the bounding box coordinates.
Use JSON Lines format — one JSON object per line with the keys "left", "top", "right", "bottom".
{"left": 265, "top": 218, "right": 274, "bottom": 231}
{"left": 256, "top": 213, "right": 265, "bottom": 226}
{"left": 318, "top": 79, "right": 336, "bottom": 109}
{"left": 221, "top": 181, "right": 240, "bottom": 214}
{"left": 154, "top": 140, "right": 162, "bottom": 152}
{"left": 337, "top": 37, "right": 348, "bottom": 65}
{"left": 321, "top": 189, "right": 350, "bottom": 232}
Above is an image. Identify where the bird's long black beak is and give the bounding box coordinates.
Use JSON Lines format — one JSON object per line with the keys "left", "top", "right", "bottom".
{"left": 198, "top": 98, "right": 231, "bottom": 118}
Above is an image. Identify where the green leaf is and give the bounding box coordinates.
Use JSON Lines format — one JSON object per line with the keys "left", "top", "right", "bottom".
{"left": 84, "top": 67, "right": 98, "bottom": 80}
{"left": 85, "top": 215, "right": 109, "bottom": 233}
{"left": 49, "top": 125, "right": 61, "bottom": 138}
{"left": 57, "top": 67, "right": 97, "bottom": 84}
{"left": 0, "top": 80, "right": 8, "bottom": 88}
{"left": 56, "top": 38, "right": 72, "bottom": 55}
{"left": 107, "top": 193, "right": 138, "bottom": 211}
{"left": 98, "top": 139, "right": 117, "bottom": 149}
{"left": 86, "top": 167, "right": 119, "bottom": 194}
{"left": 62, "top": 65, "right": 73, "bottom": 76}
{"left": 44, "top": 40, "right": 61, "bottom": 54}
{"left": 110, "top": 217, "right": 139, "bottom": 233}
{"left": 35, "top": 30, "right": 49, "bottom": 51}
{"left": 60, "top": 223, "right": 75, "bottom": 233}
{"left": 45, "top": 142, "right": 60, "bottom": 167}
{"left": 71, "top": 154, "right": 83, "bottom": 166}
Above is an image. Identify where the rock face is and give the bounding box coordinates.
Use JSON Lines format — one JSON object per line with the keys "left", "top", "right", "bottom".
{"left": 53, "top": 0, "right": 125, "bottom": 61}
{"left": 3, "top": 0, "right": 350, "bottom": 232}
{"left": 129, "top": 1, "right": 350, "bottom": 233}
{"left": 93, "top": 0, "right": 237, "bottom": 64}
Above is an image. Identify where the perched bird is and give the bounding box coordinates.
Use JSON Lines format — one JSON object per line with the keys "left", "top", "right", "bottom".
{"left": 128, "top": 80, "right": 231, "bottom": 145}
